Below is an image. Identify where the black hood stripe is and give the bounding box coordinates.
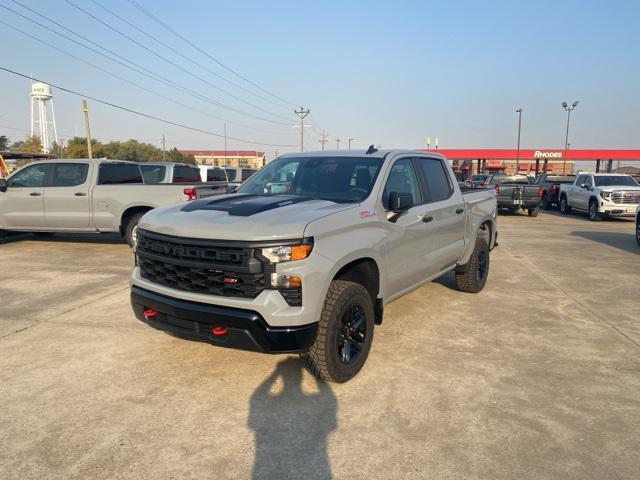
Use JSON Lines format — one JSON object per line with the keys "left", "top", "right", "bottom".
{"left": 180, "top": 194, "right": 313, "bottom": 216}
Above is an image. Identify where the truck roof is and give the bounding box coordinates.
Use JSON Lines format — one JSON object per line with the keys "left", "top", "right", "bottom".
{"left": 279, "top": 149, "right": 447, "bottom": 160}
{"left": 35, "top": 158, "right": 138, "bottom": 165}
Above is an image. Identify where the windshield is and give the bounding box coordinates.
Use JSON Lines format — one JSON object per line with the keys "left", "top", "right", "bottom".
{"left": 594, "top": 175, "right": 639, "bottom": 187}
{"left": 237, "top": 156, "right": 384, "bottom": 203}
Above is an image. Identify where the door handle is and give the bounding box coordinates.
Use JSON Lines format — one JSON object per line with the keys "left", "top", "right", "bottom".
{"left": 29, "top": 192, "right": 41, "bottom": 197}
{"left": 74, "top": 192, "right": 87, "bottom": 197}
{"left": 421, "top": 215, "right": 434, "bottom": 223}
{"left": 455, "top": 207, "right": 464, "bottom": 214}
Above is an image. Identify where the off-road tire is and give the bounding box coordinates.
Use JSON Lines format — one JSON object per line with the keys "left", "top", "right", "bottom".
{"left": 301, "top": 280, "right": 374, "bottom": 383}
{"left": 455, "top": 237, "right": 490, "bottom": 293}
{"left": 588, "top": 199, "right": 601, "bottom": 222}
{"left": 636, "top": 219, "right": 640, "bottom": 246}
{"left": 124, "top": 212, "right": 144, "bottom": 247}
{"left": 560, "top": 195, "right": 571, "bottom": 214}
{"left": 528, "top": 207, "right": 540, "bottom": 217}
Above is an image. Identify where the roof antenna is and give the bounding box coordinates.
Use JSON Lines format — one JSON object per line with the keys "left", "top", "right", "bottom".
{"left": 366, "top": 144, "right": 378, "bottom": 155}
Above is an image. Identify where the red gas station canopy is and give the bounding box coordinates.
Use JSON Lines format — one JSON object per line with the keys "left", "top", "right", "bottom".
{"left": 423, "top": 149, "right": 640, "bottom": 160}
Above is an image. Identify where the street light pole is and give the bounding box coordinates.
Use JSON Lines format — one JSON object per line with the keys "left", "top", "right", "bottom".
{"left": 348, "top": 138, "right": 355, "bottom": 149}
{"left": 562, "top": 101, "right": 579, "bottom": 174}
{"left": 515, "top": 109, "right": 522, "bottom": 172}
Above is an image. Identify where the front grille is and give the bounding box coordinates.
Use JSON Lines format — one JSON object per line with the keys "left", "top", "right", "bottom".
{"left": 137, "top": 230, "right": 264, "bottom": 299}
{"left": 610, "top": 191, "right": 640, "bottom": 204}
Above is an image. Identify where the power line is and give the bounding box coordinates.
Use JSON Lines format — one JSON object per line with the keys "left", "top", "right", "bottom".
{"left": 4, "top": 1, "right": 292, "bottom": 127}
{"left": 126, "top": 0, "right": 297, "bottom": 108}
{"left": 63, "top": 0, "right": 293, "bottom": 124}
{"left": 88, "top": 0, "right": 291, "bottom": 113}
{"left": 0, "top": 66, "right": 298, "bottom": 147}
{"left": 0, "top": 19, "right": 292, "bottom": 137}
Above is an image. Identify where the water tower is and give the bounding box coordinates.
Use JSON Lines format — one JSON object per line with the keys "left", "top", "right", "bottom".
{"left": 30, "top": 82, "right": 58, "bottom": 153}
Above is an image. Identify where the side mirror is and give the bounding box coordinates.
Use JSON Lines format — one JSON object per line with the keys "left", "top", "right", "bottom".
{"left": 228, "top": 184, "right": 239, "bottom": 194}
{"left": 580, "top": 183, "right": 589, "bottom": 189}
{"left": 0, "top": 179, "right": 7, "bottom": 193}
{"left": 388, "top": 191, "right": 413, "bottom": 212}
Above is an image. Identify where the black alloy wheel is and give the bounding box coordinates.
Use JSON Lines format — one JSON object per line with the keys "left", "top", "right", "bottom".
{"left": 476, "top": 248, "right": 488, "bottom": 285}
{"left": 338, "top": 304, "right": 367, "bottom": 364}
{"left": 636, "top": 220, "right": 640, "bottom": 246}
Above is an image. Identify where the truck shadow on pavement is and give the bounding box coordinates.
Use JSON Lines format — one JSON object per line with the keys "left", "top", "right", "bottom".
{"left": 0, "top": 232, "right": 125, "bottom": 245}
{"left": 570, "top": 231, "right": 639, "bottom": 255}
{"left": 249, "top": 357, "right": 337, "bottom": 480}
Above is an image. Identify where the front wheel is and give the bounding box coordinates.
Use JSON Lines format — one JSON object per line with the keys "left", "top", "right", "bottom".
{"left": 588, "top": 200, "right": 601, "bottom": 222}
{"left": 455, "top": 237, "right": 490, "bottom": 293}
{"left": 301, "top": 280, "right": 374, "bottom": 383}
{"left": 124, "top": 212, "right": 144, "bottom": 247}
{"left": 636, "top": 220, "right": 640, "bottom": 246}
{"left": 560, "top": 196, "right": 571, "bottom": 214}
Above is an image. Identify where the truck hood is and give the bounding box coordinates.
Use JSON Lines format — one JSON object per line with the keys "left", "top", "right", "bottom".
{"left": 599, "top": 186, "right": 640, "bottom": 192}
{"left": 138, "top": 194, "right": 356, "bottom": 241}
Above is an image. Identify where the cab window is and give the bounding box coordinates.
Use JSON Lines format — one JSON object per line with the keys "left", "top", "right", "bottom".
{"left": 51, "top": 163, "right": 89, "bottom": 187}
{"left": 382, "top": 159, "right": 422, "bottom": 210}
{"left": 8, "top": 163, "right": 51, "bottom": 187}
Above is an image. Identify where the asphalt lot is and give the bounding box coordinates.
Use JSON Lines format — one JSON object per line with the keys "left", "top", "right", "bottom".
{"left": 1, "top": 212, "right": 639, "bottom": 480}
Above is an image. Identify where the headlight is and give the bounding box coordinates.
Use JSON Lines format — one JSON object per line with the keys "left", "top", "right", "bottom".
{"left": 600, "top": 191, "right": 612, "bottom": 200}
{"left": 261, "top": 238, "right": 313, "bottom": 263}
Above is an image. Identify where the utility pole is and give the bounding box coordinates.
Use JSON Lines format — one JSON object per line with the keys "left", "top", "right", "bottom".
{"left": 318, "top": 130, "right": 328, "bottom": 150}
{"left": 161, "top": 134, "right": 166, "bottom": 161}
{"left": 562, "top": 101, "right": 579, "bottom": 174}
{"left": 294, "top": 107, "right": 310, "bottom": 152}
{"left": 515, "top": 108, "right": 522, "bottom": 172}
{"left": 348, "top": 138, "right": 355, "bottom": 149}
{"left": 81, "top": 99, "right": 92, "bottom": 159}
{"left": 224, "top": 123, "right": 228, "bottom": 166}
{"left": 336, "top": 137, "right": 341, "bottom": 149}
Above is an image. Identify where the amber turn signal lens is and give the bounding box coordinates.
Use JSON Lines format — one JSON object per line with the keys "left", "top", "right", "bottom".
{"left": 291, "top": 243, "right": 313, "bottom": 261}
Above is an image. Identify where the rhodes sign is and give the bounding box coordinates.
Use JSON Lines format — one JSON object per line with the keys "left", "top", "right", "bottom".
{"left": 533, "top": 150, "right": 563, "bottom": 159}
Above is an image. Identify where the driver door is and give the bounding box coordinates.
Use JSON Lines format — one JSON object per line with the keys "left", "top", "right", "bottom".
{"left": 382, "top": 158, "right": 431, "bottom": 296}
{"left": 0, "top": 163, "right": 51, "bottom": 229}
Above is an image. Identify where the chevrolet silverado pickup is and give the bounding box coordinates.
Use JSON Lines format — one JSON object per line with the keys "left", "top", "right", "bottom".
{"left": 559, "top": 173, "right": 640, "bottom": 221}
{"left": 485, "top": 174, "right": 541, "bottom": 216}
{"left": 0, "top": 159, "right": 203, "bottom": 246}
{"left": 131, "top": 149, "right": 498, "bottom": 382}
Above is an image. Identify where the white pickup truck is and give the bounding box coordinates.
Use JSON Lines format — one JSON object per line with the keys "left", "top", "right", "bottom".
{"left": 131, "top": 148, "right": 498, "bottom": 382}
{"left": 559, "top": 173, "right": 640, "bottom": 221}
{"left": 0, "top": 158, "right": 207, "bottom": 245}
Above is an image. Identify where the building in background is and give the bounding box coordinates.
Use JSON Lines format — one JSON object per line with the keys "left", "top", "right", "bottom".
{"left": 179, "top": 150, "right": 266, "bottom": 169}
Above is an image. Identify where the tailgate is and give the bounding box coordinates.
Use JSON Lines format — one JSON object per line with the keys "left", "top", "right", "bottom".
{"left": 195, "top": 182, "right": 228, "bottom": 199}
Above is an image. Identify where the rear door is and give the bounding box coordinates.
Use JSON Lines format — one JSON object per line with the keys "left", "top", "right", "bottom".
{"left": 0, "top": 162, "right": 50, "bottom": 229}
{"left": 413, "top": 156, "right": 466, "bottom": 272}
{"left": 43, "top": 162, "right": 92, "bottom": 229}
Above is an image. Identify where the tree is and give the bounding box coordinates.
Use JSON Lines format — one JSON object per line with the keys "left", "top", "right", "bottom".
{"left": 167, "top": 148, "right": 195, "bottom": 164}
{"left": 10, "top": 136, "right": 43, "bottom": 153}
{"left": 0, "top": 135, "right": 9, "bottom": 150}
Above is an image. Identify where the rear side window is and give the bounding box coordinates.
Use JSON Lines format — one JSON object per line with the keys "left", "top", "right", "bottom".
{"left": 51, "top": 163, "right": 89, "bottom": 187}
{"left": 140, "top": 165, "right": 167, "bottom": 184}
{"left": 172, "top": 165, "right": 200, "bottom": 183}
{"left": 414, "top": 157, "right": 452, "bottom": 202}
{"left": 8, "top": 163, "right": 51, "bottom": 187}
{"left": 241, "top": 168, "right": 257, "bottom": 181}
{"left": 225, "top": 168, "right": 237, "bottom": 182}
{"left": 207, "top": 168, "right": 227, "bottom": 182}
{"left": 98, "top": 163, "right": 143, "bottom": 185}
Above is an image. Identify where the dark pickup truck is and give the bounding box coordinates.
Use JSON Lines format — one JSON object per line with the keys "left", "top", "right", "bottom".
{"left": 535, "top": 173, "right": 576, "bottom": 210}
{"left": 485, "top": 174, "right": 541, "bottom": 216}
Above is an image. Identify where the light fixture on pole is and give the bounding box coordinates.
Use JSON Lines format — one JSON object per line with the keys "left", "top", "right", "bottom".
{"left": 348, "top": 138, "right": 355, "bottom": 149}
{"left": 561, "top": 101, "right": 579, "bottom": 174}
{"left": 515, "top": 108, "right": 522, "bottom": 172}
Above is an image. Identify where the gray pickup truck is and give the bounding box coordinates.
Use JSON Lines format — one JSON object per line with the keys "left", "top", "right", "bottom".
{"left": 0, "top": 158, "right": 209, "bottom": 246}
{"left": 486, "top": 174, "right": 541, "bottom": 216}
{"left": 130, "top": 149, "right": 498, "bottom": 382}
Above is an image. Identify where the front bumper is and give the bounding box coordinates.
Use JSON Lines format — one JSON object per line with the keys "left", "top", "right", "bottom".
{"left": 598, "top": 202, "right": 638, "bottom": 216}
{"left": 131, "top": 286, "right": 317, "bottom": 353}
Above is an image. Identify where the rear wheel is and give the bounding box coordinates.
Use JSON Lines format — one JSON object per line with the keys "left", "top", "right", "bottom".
{"left": 636, "top": 219, "right": 640, "bottom": 246}
{"left": 455, "top": 237, "right": 490, "bottom": 293}
{"left": 528, "top": 207, "right": 539, "bottom": 217}
{"left": 301, "top": 280, "right": 374, "bottom": 383}
{"left": 588, "top": 200, "right": 601, "bottom": 222}
{"left": 560, "top": 195, "right": 571, "bottom": 214}
{"left": 541, "top": 193, "right": 551, "bottom": 210}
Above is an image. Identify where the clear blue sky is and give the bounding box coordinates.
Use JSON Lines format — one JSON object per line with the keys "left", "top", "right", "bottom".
{"left": 1, "top": 0, "right": 639, "bottom": 157}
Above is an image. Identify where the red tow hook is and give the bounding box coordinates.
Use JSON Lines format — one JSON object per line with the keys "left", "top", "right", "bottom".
{"left": 143, "top": 308, "right": 158, "bottom": 319}
{"left": 211, "top": 325, "right": 228, "bottom": 336}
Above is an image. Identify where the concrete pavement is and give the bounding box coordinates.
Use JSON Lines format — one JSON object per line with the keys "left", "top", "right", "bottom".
{"left": 0, "top": 214, "right": 639, "bottom": 479}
